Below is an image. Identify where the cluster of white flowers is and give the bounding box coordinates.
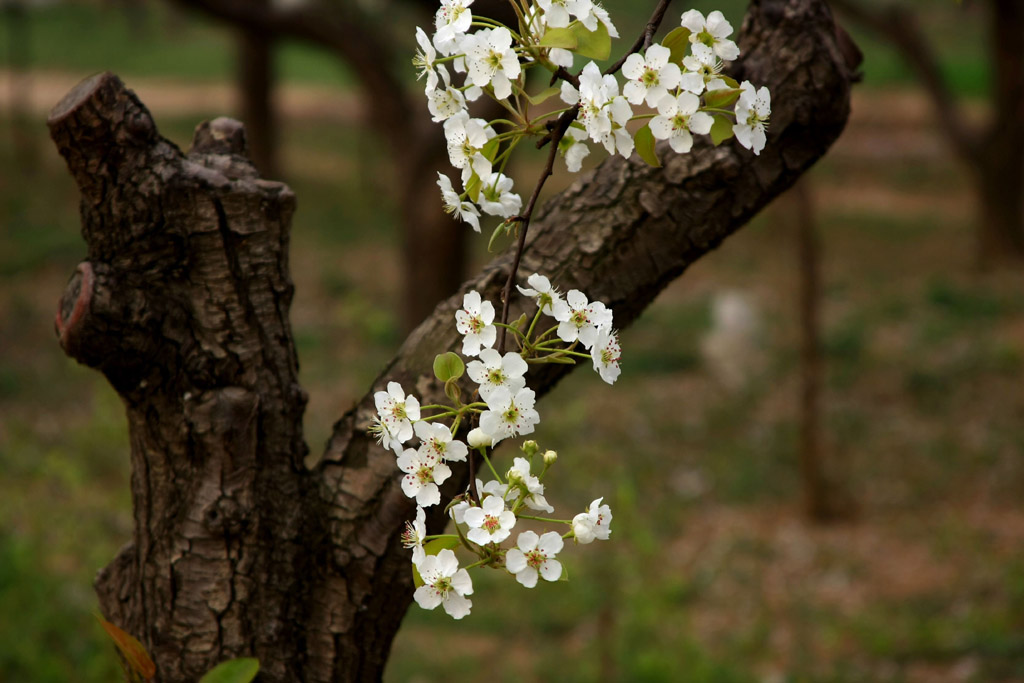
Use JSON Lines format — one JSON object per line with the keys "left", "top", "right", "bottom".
{"left": 414, "top": 2, "right": 773, "bottom": 234}
{"left": 372, "top": 273, "right": 618, "bottom": 618}
{"left": 384, "top": 0, "right": 777, "bottom": 621}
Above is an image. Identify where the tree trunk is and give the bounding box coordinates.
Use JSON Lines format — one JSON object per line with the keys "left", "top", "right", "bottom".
{"left": 49, "top": 0, "right": 857, "bottom": 679}
{"left": 975, "top": 0, "right": 1024, "bottom": 265}
{"left": 236, "top": 10, "right": 277, "bottom": 179}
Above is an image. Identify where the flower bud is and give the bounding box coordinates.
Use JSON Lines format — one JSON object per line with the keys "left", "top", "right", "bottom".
{"left": 542, "top": 450, "right": 557, "bottom": 465}
{"left": 467, "top": 428, "right": 492, "bottom": 449}
{"left": 520, "top": 440, "right": 539, "bottom": 457}
{"left": 506, "top": 468, "right": 525, "bottom": 486}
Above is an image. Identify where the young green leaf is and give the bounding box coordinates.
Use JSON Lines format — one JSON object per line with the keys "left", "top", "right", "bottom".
{"left": 538, "top": 26, "right": 577, "bottom": 49}
{"left": 481, "top": 136, "right": 501, "bottom": 163}
{"left": 633, "top": 124, "right": 661, "bottom": 168}
{"left": 198, "top": 658, "right": 260, "bottom": 683}
{"left": 96, "top": 615, "right": 156, "bottom": 682}
{"left": 573, "top": 20, "right": 611, "bottom": 60}
{"left": 661, "top": 26, "right": 692, "bottom": 65}
{"left": 433, "top": 352, "right": 465, "bottom": 382}
{"left": 424, "top": 536, "right": 461, "bottom": 555}
{"left": 710, "top": 115, "right": 735, "bottom": 146}
{"left": 719, "top": 75, "right": 740, "bottom": 89}
{"left": 704, "top": 87, "right": 741, "bottom": 109}
{"left": 526, "top": 86, "right": 562, "bottom": 106}
{"left": 465, "top": 171, "right": 482, "bottom": 203}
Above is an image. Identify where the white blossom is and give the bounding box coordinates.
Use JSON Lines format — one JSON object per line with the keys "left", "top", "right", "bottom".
{"left": 397, "top": 447, "right": 452, "bottom": 507}
{"left": 536, "top": 0, "right": 593, "bottom": 28}
{"left": 414, "top": 421, "right": 468, "bottom": 463}
{"left": 680, "top": 45, "right": 722, "bottom": 94}
{"left": 455, "top": 290, "right": 497, "bottom": 356}
{"left": 680, "top": 9, "right": 740, "bottom": 62}
{"left": 558, "top": 124, "right": 591, "bottom": 173}
{"left": 507, "top": 456, "right": 554, "bottom": 513}
{"left": 558, "top": 289, "right": 613, "bottom": 349}
{"left": 464, "top": 494, "right": 517, "bottom": 545}
{"left": 434, "top": 0, "right": 475, "bottom": 56}
{"left": 478, "top": 172, "right": 522, "bottom": 218}
{"left": 464, "top": 27, "right": 521, "bottom": 100}
{"left": 427, "top": 65, "right": 466, "bottom": 122}
{"left": 561, "top": 61, "right": 619, "bottom": 143}
{"left": 517, "top": 272, "right": 570, "bottom": 319}
{"left": 479, "top": 387, "right": 539, "bottom": 444}
{"left": 572, "top": 496, "right": 612, "bottom": 543}
{"left": 505, "top": 531, "right": 564, "bottom": 587}
{"left": 467, "top": 348, "right": 528, "bottom": 400}
{"left": 443, "top": 111, "right": 495, "bottom": 179}
{"left": 621, "top": 44, "right": 681, "bottom": 107}
{"left": 413, "top": 27, "right": 439, "bottom": 92}
{"left": 649, "top": 91, "right": 714, "bottom": 154}
{"left": 437, "top": 172, "right": 481, "bottom": 232}
{"left": 590, "top": 3, "right": 619, "bottom": 37}
{"left": 402, "top": 506, "right": 427, "bottom": 565}
{"left": 590, "top": 327, "right": 621, "bottom": 384}
{"left": 414, "top": 548, "right": 473, "bottom": 619}
{"left": 733, "top": 81, "right": 771, "bottom": 155}
{"left": 373, "top": 381, "right": 421, "bottom": 454}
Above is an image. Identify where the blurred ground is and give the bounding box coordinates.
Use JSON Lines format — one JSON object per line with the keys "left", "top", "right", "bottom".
{"left": 1, "top": 2, "right": 1022, "bottom": 682}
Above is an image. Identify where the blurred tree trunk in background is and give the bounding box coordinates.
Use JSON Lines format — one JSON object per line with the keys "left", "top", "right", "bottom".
{"left": 830, "top": 0, "right": 1024, "bottom": 267}
{"left": 171, "top": 0, "right": 490, "bottom": 332}
{"left": 236, "top": 0, "right": 277, "bottom": 178}
{"left": 48, "top": 0, "right": 858, "bottom": 680}
{"left": 792, "top": 179, "right": 854, "bottom": 522}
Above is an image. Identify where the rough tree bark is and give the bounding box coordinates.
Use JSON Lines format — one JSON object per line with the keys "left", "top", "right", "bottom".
{"left": 50, "top": 0, "right": 858, "bottom": 680}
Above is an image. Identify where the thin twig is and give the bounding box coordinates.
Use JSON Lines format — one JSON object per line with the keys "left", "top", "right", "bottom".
{"left": 496, "top": 0, "right": 678, "bottom": 353}
{"left": 605, "top": 0, "right": 675, "bottom": 76}
{"left": 496, "top": 107, "right": 578, "bottom": 353}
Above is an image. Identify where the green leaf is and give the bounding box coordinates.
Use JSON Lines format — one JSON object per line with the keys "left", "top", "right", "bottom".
{"left": 96, "top": 615, "right": 156, "bottom": 682}
{"left": 413, "top": 537, "right": 462, "bottom": 587}
{"left": 704, "top": 87, "right": 741, "bottom": 109}
{"left": 199, "top": 658, "right": 260, "bottom": 683}
{"left": 425, "top": 536, "right": 461, "bottom": 555}
{"left": 661, "top": 26, "right": 692, "bottom": 65}
{"left": 464, "top": 171, "right": 482, "bottom": 203}
{"left": 539, "top": 26, "right": 577, "bottom": 50}
{"left": 481, "top": 136, "right": 501, "bottom": 163}
{"left": 633, "top": 124, "right": 661, "bottom": 168}
{"left": 719, "top": 75, "right": 740, "bottom": 89}
{"left": 710, "top": 115, "right": 734, "bottom": 146}
{"left": 572, "top": 20, "right": 610, "bottom": 60}
{"left": 526, "top": 86, "right": 562, "bottom": 106}
{"left": 488, "top": 221, "right": 511, "bottom": 253}
{"left": 433, "top": 352, "right": 465, "bottom": 382}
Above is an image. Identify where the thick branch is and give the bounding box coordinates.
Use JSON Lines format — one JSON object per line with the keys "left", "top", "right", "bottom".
{"left": 310, "top": 0, "right": 858, "bottom": 677}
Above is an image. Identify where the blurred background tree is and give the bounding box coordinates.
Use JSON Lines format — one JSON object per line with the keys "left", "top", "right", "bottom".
{"left": 832, "top": 0, "right": 1024, "bottom": 267}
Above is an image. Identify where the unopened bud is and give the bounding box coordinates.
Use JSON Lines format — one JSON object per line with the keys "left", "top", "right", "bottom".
{"left": 467, "top": 427, "right": 492, "bottom": 449}
{"left": 506, "top": 468, "right": 525, "bottom": 486}
{"left": 521, "top": 440, "right": 539, "bottom": 457}
{"left": 543, "top": 450, "right": 557, "bottom": 465}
